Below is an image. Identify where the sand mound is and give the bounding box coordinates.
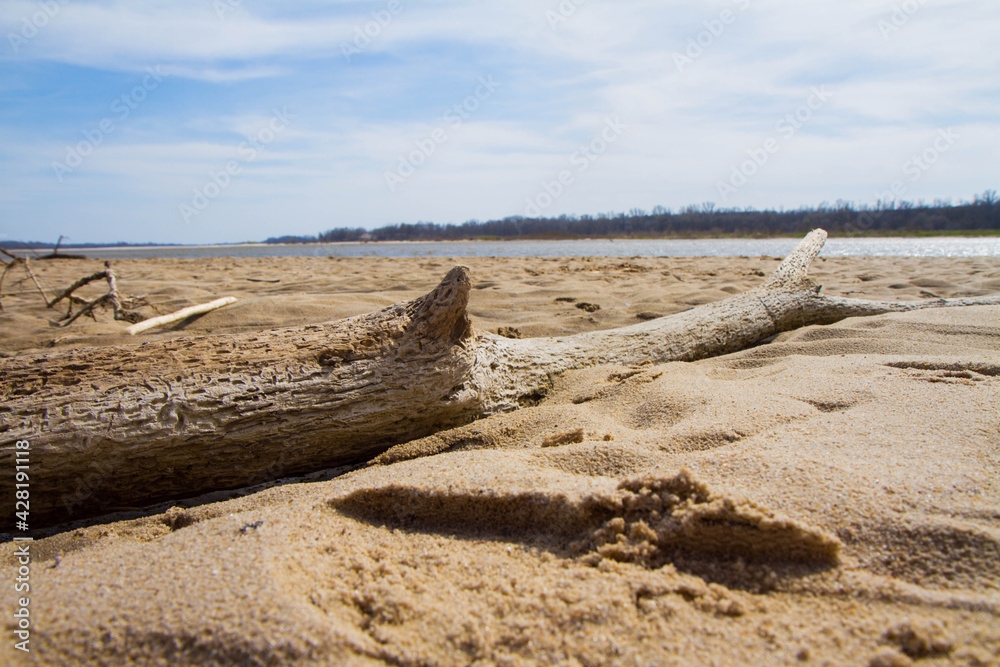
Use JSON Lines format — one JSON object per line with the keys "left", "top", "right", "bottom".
{"left": 334, "top": 462, "right": 839, "bottom": 569}
{"left": 585, "top": 471, "right": 841, "bottom": 567}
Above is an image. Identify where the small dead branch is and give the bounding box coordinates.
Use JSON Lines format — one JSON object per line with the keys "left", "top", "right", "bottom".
{"left": 125, "top": 296, "right": 238, "bottom": 335}
{"left": 0, "top": 250, "right": 168, "bottom": 330}
{"left": 37, "top": 235, "right": 88, "bottom": 260}
{"left": 47, "top": 269, "right": 109, "bottom": 309}
{"left": 57, "top": 262, "right": 144, "bottom": 327}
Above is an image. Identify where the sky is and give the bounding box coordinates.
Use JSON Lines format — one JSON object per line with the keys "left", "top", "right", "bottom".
{"left": 1, "top": 0, "right": 998, "bottom": 245}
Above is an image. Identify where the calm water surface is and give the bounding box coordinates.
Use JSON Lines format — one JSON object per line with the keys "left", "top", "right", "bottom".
{"left": 40, "top": 237, "right": 1000, "bottom": 260}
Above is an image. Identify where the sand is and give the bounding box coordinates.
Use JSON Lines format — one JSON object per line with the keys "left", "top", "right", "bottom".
{"left": 2, "top": 252, "right": 999, "bottom": 666}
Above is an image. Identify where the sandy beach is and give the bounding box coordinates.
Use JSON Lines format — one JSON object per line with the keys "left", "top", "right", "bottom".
{"left": 2, "top": 252, "right": 999, "bottom": 665}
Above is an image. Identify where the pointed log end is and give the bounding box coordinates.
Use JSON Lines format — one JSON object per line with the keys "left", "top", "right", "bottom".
{"left": 408, "top": 266, "right": 474, "bottom": 343}
{"left": 762, "top": 228, "right": 828, "bottom": 290}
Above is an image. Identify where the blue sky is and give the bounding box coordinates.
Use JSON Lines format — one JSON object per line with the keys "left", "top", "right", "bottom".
{"left": 1, "top": 0, "right": 998, "bottom": 244}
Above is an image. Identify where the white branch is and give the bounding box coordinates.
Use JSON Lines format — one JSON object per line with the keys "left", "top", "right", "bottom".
{"left": 125, "top": 296, "right": 238, "bottom": 335}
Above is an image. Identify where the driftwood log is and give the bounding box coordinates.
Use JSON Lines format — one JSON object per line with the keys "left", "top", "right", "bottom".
{"left": 3, "top": 229, "right": 999, "bottom": 529}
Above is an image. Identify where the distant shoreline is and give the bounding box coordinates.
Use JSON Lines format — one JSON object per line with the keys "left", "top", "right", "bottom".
{"left": 5, "top": 229, "right": 1000, "bottom": 252}
{"left": 4, "top": 236, "right": 998, "bottom": 261}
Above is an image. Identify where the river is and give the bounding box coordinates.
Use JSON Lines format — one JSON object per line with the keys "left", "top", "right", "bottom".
{"left": 24, "top": 236, "right": 1000, "bottom": 260}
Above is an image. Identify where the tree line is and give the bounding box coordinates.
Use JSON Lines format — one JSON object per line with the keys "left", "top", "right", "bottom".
{"left": 266, "top": 191, "right": 998, "bottom": 244}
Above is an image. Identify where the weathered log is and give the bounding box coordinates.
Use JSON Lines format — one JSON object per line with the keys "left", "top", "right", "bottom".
{"left": 2, "top": 229, "right": 999, "bottom": 529}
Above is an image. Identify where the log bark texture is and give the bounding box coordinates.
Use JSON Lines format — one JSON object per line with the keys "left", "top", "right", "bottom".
{"left": 2, "top": 229, "right": 999, "bottom": 528}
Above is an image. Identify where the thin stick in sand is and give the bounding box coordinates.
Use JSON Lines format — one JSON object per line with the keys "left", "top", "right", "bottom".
{"left": 125, "top": 296, "right": 238, "bottom": 335}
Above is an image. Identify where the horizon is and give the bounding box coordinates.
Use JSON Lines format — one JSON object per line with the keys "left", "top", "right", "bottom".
{"left": 6, "top": 193, "right": 997, "bottom": 247}
{"left": 2, "top": 1, "right": 998, "bottom": 245}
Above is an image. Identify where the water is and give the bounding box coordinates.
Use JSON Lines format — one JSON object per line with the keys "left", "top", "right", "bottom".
{"left": 27, "top": 236, "right": 1000, "bottom": 260}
